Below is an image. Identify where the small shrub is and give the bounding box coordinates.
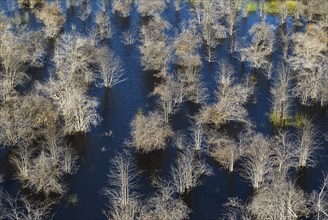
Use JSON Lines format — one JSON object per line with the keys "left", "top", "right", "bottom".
{"left": 67, "top": 194, "right": 79, "bottom": 206}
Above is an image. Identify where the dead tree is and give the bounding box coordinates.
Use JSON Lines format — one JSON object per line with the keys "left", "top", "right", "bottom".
{"left": 191, "top": 0, "right": 226, "bottom": 62}
{"left": 10, "top": 131, "right": 78, "bottom": 195}
{"left": 223, "top": 197, "right": 253, "bottom": 220}
{"left": 270, "top": 64, "right": 293, "bottom": 126}
{"left": 240, "top": 22, "right": 275, "bottom": 77}
{"left": 79, "top": 0, "right": 92, "bottom": 22}
{"left": 0, "top": 94, "right": 57, "bottom": 148}
{"left": 172, "top": 24, "right": 202, "bottom": 68}
{"left": 53, "top": 33, "right": 98, "bottom": 89}
{"left": 271, "top": 130, "right": 298, "bottom": 175}
{"left": 96, "top": 47, "right": 126, "bottom": 88}
{"left": 139, "top": 15, "right": 171, "bottom": 71}
{"left": 112, "top": 0, "right": 133, "bottom": 17}
{"left": 171, "top": 149, "right": 212, "bottom": 194}
{"left": 59, "top": 88, "right": 101, "bottom": 134}
{"left": 200, "top": 62, "right": 254, "bottom": 128}
{"left": 249, "top": 178, "right": 309, "bottom": 220}
{"left": 136, "top": 0, "right": 167, "bottom": 17}
{"left": 296, "top": 118, "right": 320, "bottom": 168}
{"left": 176, "top": 66, "right": 208, "bottom": 104}
{"left": 278, "top": 1, "right": 289, "bottom": 25}
{"left": 293, "top": 1, "right": 305, "bottom": 25}
{"left": 153, "top": 74, "right": 181, "bottom": 123}
{"left": 36, "top": 2, "right": 65, "bottom": 38}
{"left": 280, "top": 28, "right": 290, "bottom": 62}
{"left": 95, "top": 11, "right": 113, "bottom": 40}
{"left": 121, "top": 30, "right": 136, "bottom": 45}
{"left": 240, "top": 133, "right": 273, "bottom": 189}
{"left": 152, "top": 75, "right": 181, "bottom": 123}
{"left": 103, "top": 152, "right": 141, "bottom": 220}
{"left": 289, "top": 24, "right": 328, "bottom": 105}
{"left": 39, "top": 78, "right": 101, "bottom": 134}
{"left": 189, "top": 117, "right": 207, "bottom": 151}
{"left": 0, "top": 29, "right": 45, "bottom": 102}
{"left": 140, "top": 182, "right": 190, "bottom": 220}
{"left": 224, "top": 0, "right": 239, "bottom": 37}
{"left": 310, "top": 173, "right": 328, "bottom": 219}
{"left": 208, "top": 132, "right": 242, "bottom": 172}
{"left": 130, "top": 110, "right": 173, "bottom": 153}
{"left": 0, "top": 192, "right": 55, "bottom": 220}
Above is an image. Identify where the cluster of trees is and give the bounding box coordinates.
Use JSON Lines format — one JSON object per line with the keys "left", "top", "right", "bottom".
{"left": 126, "top": 0, "right": 328, "bottom": 219}
{"left": 224, "top": 173, "right": 328, "bottom": 220}
{"left": 0, "top": 1, "right": 127, "bottom": 218}
{"left": 0, "top": 0, "right": 327, "bottom": 219}
{"left": 102, "top": 151, "right": 194, "bottom": 220}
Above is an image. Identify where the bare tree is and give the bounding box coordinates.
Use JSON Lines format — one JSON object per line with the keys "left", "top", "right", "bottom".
{"left": 121, "top": 30, "right": 136, "bottom": 45}
{"left": 36, "top": 2, "right": 65, "bottom": 38}
{"left": 95, "top": 11, "right": 113, "bottom": 40}
{"left": 208, "top": 132, "right": 242, "bottom": 172}
{"left": 172, "top": 24, "right": 202, "bottom": 68}
{"left": 191, "top": 0, "right": 226, "bottom": 62}
{"left": 177, "top": 67, "right": 208, "bottom": 104}
{"left": 0, "top": 192, "right": 56, "bottom": 220}
{"left": 136, "top": 0, "right": 167, "bottom": 17}
{"left": 53, "top": 33, "right": 98, "bottom": 89}
{"left": 96, "top": 47, "right": 126, "bottom": 88}
{"left": 171, "top": 149, "right": 212, "bottom": 194}
{"left": 103, "top": 152, "right": 141, "bottom": 220}
{"left": 140, "top": 182, "right": 190, "bottom": 220}
{"left": 224, "top": 0, "right": 239, "bottom": 37}
{"left": 153, "top": 74, "right": 181, "bottom": 123}
{"left": 293, "top": 1, "right": 305, "bottom": 25}
{"left": 10, "top": 132, "right": 78, "bottom": 195}
{"left": 39, "top": 77, "right": 101, "bottom": 135}
{"left": 249, "top": 179, "right": 309, "bottom": 219}
{"left": 289, "top": 24, "right": 328, "bottom": 105}
{"left": 0, "top": 29, "right": 45, "bottom": 102}
{"left": 60, "top": 88, "right": 101, "bottom": 134}
{"left": 79, "top": 0, "right": 92, "bottom": 22}
{"left": 112, "top": 0, "right": 133, "bottom": 17}
{"left": 0, "top": 100, "right": 34, "bottom": 147}
{"left": 240, "top": 22, "right": 275, "bottom": 76}
{"left": 0, "top": 94, "right": 57, "bottom": 148}
{"left": 139, "top": 15, "right": 171, "bottom": 71}
{"left": 271, "top": 130, "right": 298, "bottom": 175}
{"left": 0, "top": 12, "right": 9, "bottom": 30}
{"left": 296, "top": 118, "right": 320, "bottom": 168}
{"left": 189, "top": 118, "right": 207, "bottom": 151}
{"left": 278, "top": 0, "right": 289, "bottom": 25}
{"left": 223, "top": 197, "right": 253, "bottom": 220}
{"left": 280, "top": 28, "right": 290, "bottom": 62}
{"left": 240, "top": 133, "right": 273, "bottom": 189}
{"left": 310, "top": 173, "right": 328, "bottom": 219}
{"left": 304, "top": 0, "right": 328, "bottom": 23}
{"left": 270, "top": 64, "right": 293, "bottom": 126}
{"left": 130, "top": 110, "right": 173, "bottom": 153}
{"left": 200, "top": 62, "right": 254, "bottom": 128}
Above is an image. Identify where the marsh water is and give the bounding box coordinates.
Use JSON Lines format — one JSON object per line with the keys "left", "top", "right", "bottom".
{"left": 0, "top": 0, "right": 327, "bottom": 219}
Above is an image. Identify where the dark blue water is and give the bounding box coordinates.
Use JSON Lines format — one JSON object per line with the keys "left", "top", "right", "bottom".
{"left": 0, "top": 0, "right": 327, "bottom": 219}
